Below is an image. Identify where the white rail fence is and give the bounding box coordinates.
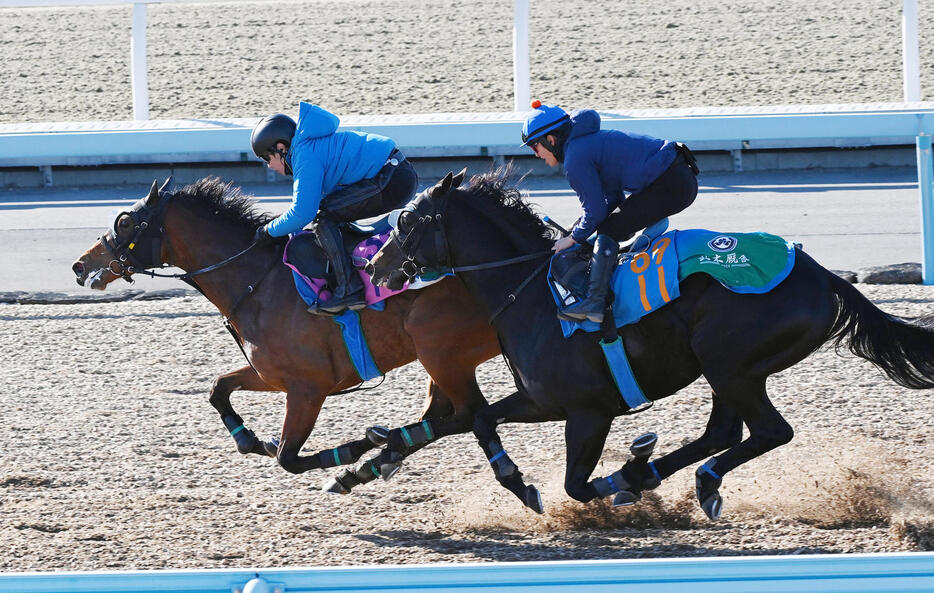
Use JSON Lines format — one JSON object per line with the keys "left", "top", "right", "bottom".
{"left": 2, "top": 553, "right": 933, "bottom": 593}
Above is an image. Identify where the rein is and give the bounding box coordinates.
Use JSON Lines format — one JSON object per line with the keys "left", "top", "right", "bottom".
{"left": 132, "top": 242, "right": 261, "bottom": 281}
{"left": 102, "top": 185, "right": 285, "bottom": 377}
{"left": 393, "top": 191, "right": 552, "bottom": 325}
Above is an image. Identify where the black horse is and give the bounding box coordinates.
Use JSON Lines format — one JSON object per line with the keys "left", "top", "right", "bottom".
{"left": 365, "top": 168, "right": 934, "bottom": 519}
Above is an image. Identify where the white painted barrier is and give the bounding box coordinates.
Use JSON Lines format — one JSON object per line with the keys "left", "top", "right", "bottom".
{"left": 2, "top": 103, "right": 934, "bottom": 281}
{"left": 1, "top": 553, "right": 932, "bottom": 592}
{"left": 2, "top": 103, "right": 932, "bottom": 167}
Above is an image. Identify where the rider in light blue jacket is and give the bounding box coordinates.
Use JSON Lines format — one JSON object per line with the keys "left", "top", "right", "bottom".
{"left": 252, "top": 102, "right": 417, "bottom": 314}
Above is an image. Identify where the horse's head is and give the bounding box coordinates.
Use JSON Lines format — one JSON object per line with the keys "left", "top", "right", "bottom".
{"left": 72, "top": 178, "right": 173, "bottom": 290}
{"left": 367, "top": 169, "right": 466, "bottom": 291}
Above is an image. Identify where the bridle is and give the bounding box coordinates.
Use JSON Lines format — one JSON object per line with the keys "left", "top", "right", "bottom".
{"left": 102, "top": 188, "right": 266, "bottom": 286}
{"left": 100, "top": 185, "right": 280, "bottom": 369}
{"left": 389, "top": 189, "right": 552, "bottom": 324}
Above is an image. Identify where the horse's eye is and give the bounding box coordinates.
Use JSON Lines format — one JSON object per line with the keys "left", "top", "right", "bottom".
{"left": 117, "top": 215, "right": 133, "bottom": 232}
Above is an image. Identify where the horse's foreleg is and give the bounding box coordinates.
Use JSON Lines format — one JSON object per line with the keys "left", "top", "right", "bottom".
{"left": 472, "top": 391, "right": 550, "bottom": 514}
{"left": 209, "top": 366, "right": 278, "bottom": 457}
{"left": 615, "top": 392, "right": 742, "bottom": 501}
{"left": 691, "top": 379, "right": 793, "bottom": 520}
{"left": 321, "top": 379, "right": 460, "bottom": 478}
{"left": 276, "top": 389, "right": 328, "bottom": 474}
{"left": 306, "top": 425, "right": 391, "bottom": 488}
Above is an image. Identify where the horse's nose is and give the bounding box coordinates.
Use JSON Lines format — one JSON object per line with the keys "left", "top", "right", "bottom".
{"left": 72, "top": 261, "right": 87, "bottom": 286}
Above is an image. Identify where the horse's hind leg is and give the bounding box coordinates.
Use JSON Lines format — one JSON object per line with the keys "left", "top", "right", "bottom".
{"left": 563, "top": 409, "right": 614, "bottom": 504}
{"left": 613, "top": 393, "right": 743, "bottom": 499}
{"left": 472, "top": 391, "right": 554, "bottom": 514}
{"left": 209, "top": 366, "right": 279, "bottom": 457}
{"left": 692, "top": 378, "right": 793, "bottom": 520}
{"left": 328, "top": 375, "right": 487, "bottom": 493}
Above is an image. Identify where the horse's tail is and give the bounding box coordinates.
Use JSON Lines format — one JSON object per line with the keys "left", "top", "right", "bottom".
{"left": 826, "top": 271, "right": 934, "bottom": 389}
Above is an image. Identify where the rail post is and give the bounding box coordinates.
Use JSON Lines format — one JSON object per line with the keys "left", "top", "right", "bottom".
{"left": 130, "top": 0, "right": 149, "bottom": 120}
{"left": 918, "top": 134, "right": 934, "bottom": 283}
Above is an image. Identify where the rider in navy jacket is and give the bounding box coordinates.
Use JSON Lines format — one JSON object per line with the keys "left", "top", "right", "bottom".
{"left": 251, "top": 102, "right": 417, "bottom": 314}
{"left": 563, "top": 109, "right": 678, "bottom": 244}
{"left": 522, "top": 100, "right": 699, "bottom": 322}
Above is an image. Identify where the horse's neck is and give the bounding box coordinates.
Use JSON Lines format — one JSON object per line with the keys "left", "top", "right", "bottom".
{"left": 164, "top": 209, "right": 278, "bottom": 316}
{"left": 449, "top": 204, "right": 553, "bottom": 329}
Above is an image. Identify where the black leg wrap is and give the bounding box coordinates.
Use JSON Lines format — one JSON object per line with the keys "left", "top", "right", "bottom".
{"left": 315, "top": 444, "right": 357, "bottom": 469}
{"left": 377, "top": 449, "right": 405, "bottom": 480}
{"left": 389, "top": 420, "right": 435, "bottom": 452}
{"left": 486, "top": 442, "right": 519, "bottom": 479}
{"left": 222, "top": 414, "right": 258, "bottom": 455}
{"left": 322, "top": 458, "right": 380, "bottom": 494}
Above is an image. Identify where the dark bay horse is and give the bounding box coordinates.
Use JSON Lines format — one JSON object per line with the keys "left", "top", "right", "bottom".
{"left": 366, "top": 169, "right": 934, "bottom": 519}
{"left": 72, "top": 177, "right": 499, "bottom": 490}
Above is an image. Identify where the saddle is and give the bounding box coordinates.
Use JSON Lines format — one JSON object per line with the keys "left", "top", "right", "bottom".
{"left": 550, "top": 218, "right": 671, "bottom": 309}
{"left": 284, "top": 212, "right": 396, "bottom": 285}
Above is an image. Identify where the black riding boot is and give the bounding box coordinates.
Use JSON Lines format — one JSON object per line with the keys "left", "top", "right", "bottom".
{"left": 311, "top": 219, "right": 366, "bottom": 314}
{"left": 559, "top": 234, "right": 619, "bottom": 324}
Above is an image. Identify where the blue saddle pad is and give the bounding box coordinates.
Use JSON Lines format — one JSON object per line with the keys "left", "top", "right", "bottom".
{"left": 548, "top": 229, "right": 795, "bottom": 338}
{"left": 548, "top": 232, "right": 681, "bottom": 338}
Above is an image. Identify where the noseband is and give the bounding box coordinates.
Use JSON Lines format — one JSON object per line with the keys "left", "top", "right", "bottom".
{"left": 101, "top": 191, "right": 174, "bottom": 282}
{"left": 391, "top": 193, "right": 452, "bottom": 281}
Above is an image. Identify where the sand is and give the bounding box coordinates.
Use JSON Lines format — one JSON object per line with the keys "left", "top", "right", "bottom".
{"left": 0, "top": 0, "right": 932, "bottom": 572}
{"left": 1, "top": 0, "right": 932, "bottom": 125}
{"left": 0, "top": 283, "right": 932, "bottom": 570}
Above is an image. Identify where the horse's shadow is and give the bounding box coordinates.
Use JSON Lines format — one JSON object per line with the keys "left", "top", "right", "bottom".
{"left": 354, "top": 528, "right": 836, "bottom": 560}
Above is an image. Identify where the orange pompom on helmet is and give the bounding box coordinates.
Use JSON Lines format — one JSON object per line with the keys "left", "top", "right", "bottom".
{"left": 521, "top": 100, "right": 570, "bottom": 147}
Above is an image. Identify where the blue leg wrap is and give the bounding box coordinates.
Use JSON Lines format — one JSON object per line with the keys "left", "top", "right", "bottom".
{"left": 648, "top": 461, "right": 662, "bottom": 483}
{"left": 700, "top": 459, "right": 722, "bottom": 480}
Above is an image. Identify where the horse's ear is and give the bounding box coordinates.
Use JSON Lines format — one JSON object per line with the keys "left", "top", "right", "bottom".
{"left": 146, "top": 180, "right": 160, "bottom": 205}
{"left": 159, "top": 176, "right": 173, "bottom": 194}
{"left": 430, "top": 172, "right": 455, "bottom": 199}
{"left": 451, "top": 168, "right": 467, "bottom": 189}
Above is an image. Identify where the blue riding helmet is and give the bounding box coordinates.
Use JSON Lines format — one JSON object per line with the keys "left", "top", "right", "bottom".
{"left": 521, "top": 100, "right": 570, "bottom": 146}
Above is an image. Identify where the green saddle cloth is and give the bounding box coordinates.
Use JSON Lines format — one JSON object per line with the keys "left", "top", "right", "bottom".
{"left": 676, "top": 230, "right": 796, "bottom": 293}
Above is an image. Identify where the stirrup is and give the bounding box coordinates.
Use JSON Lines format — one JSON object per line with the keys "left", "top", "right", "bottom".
{"left": 319, "top": 293, "right": 367, "bottom": 314}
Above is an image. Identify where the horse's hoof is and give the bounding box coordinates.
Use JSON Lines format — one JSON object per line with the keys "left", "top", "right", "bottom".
{"left": 366, "top": 425, "right": 390, "bottom": 446}
{"left": 630, "top": 432, "right": 657, "bottom": 458}
{"left": 612, "top": 490, "right": 641, "bottom": 507}
{"left": 234, "top": 428, "right": 259, "bottom": 455}
{"left": 262, "top": 438, "right": 279, "bottom": 457}
{"left": 695, "top": 458, "right": 724, "bottom": 520}
{"left": 699, "top": 491, "right": 723, "bottom": 520}
{"left": 524, "top": 485, "right": 544, "bottom": 514}
{"left": 380, "top": 461, "right": 403, "bottom": 481}
{"left": 322, "top": 477, "right": 350, "bottom": 495}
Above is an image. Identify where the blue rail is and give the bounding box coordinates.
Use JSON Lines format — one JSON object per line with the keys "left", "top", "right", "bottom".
{"left": 2, "top": 553, "right": 933, "bottom": 593}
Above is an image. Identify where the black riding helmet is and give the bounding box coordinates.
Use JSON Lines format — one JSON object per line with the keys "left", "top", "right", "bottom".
{"left": 251, "top": 113, "right": 297, "bottom": 173}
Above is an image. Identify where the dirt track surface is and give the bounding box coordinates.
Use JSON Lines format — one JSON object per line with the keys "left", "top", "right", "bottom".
{"left": 1, "top": 284, "right": 932, "bottom": 571}
{"left": 1, "top": 0, "right": 933, "bottom": 124}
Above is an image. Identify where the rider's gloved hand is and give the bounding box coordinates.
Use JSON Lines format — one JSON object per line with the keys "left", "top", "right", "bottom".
{"left": 252, "top": 224, "right": 276, "bottom": 246}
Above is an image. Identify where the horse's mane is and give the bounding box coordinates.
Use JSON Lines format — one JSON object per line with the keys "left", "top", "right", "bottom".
{"left": 463, "top": 167, "right": 557, "bottom": 244}
{"left": 173, "top": 176, "right": 271, "bottom": 231}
